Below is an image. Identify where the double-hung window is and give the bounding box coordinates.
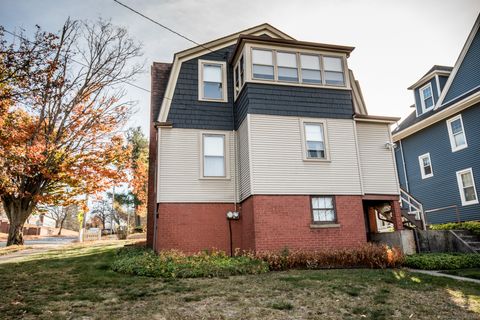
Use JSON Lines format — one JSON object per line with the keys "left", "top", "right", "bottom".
{"left": 420, "top": 83, "right": 434, "bottom": 112}
{"left": 199, "top": 60, "right": 227, "bottom": 102}
{"left": 311, "top": 196, "right": 336, "bottom": 223}
{"left": 277, "top": 52, "right": 298, "bottom": 82}
{"left": 300, "top": 54, "right": 321, "bottom": 84}
{"left": 303, "top": 122, "right": 328, "bottom": 160}
{"left": 252, "top": 49, "right": 274, "bottom": 80}
{"left": 418, "top": 153, "right": 433, "bottom": 179}
{"left": 446, "top": 114, "right": 467, "bottom": 152}
{"left": 323, "top": 56, "right": 344, "bottom": 85}
{"left": 202, "top": 134, "right": 226, "bottom": 178}
{"left": 234, "top": 55, "right": 246, "bottom": 97}
{"left": 456, "top": 168, "right": 478, "bottom": 206}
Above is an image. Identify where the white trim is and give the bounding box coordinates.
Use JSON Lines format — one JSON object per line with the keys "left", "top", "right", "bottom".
{"left": 399, "top": 140, "right": 409, "bottom": 192}
{"left": 407, "top": 69, "right": 451, "bottom": 90}
{"left": 199, "top": 131, "right": 230, "bottom": 180}
{"left": 392, "top": 90, "right": 480, "bottom": 141}
{"left": 419, "top": 82, "right": 435, "bottom": 114}
{"left": 435, "top": 15, "right": 480, "bottom": 109}
{"left": 446, "top": 114, "right": 468, "bottom": 152}
{"left": 418, "top": 152, "right": 433, "bottom": 179}
{"left": 352, "top": 120, "right": 364, "bottom": 195}
{"left": 198, "top": 60, "right": 228, "bottom": 102}
{"left": 435, "top": 74, "right": 441, "bottom": 97}
{"left": 456, "top": 168, "right": 479, "bottom": 206}
{"left": 388, "top": 129, "right": 401, "bottom": 195}
{"left": 246, "top": 114, "right": 254, "bottom": 195}
{"left": 300, "top": 119, "right": 331, "bottom": 162}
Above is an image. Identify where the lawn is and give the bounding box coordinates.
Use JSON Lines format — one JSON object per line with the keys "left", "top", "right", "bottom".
{"left": 0, "top": 243, "right": 480, "bottom": 319}
{"left": 443, "top": 269, "right": 480, "bottom": 280}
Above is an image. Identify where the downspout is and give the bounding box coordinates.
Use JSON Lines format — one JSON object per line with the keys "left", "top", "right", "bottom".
{"left": 399, "top": 140, "right": 409, "bottom": 192}
{"left": 153, "top": 127, "right": 160, "bottom": 252}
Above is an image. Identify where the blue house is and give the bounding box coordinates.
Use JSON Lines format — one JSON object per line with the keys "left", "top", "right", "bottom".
{"left": 392, "top": 14, "right": 480, "bottom": 225}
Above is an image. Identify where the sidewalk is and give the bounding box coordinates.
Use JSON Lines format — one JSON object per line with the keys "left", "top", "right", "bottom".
{"left": 408, "top": 268, "right": 480, "bottom": 284}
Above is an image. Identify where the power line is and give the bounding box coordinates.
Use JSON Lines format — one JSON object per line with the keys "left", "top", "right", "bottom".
{"left": 2, "top": 28, "right": 151, "bottom": 93}
{"left": 113, "top": 0, "right": 226, "bottom": 59}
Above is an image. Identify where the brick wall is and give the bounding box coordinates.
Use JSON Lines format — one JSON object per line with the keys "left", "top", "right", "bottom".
{"left": 251, "top": 195, "right": 367, "bottom": 251}
{"left": 155, "top": 195, "right": 368, "bottom": 253}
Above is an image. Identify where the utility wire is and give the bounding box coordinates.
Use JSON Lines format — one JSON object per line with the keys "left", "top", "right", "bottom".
{"left": 113, "top": 0, "right": 226, "bottom": 59}
{"left": 2, "top": 28, "right": 151, "bottom": 93}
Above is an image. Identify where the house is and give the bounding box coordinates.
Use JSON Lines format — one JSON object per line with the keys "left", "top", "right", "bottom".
{"left": 392, "top": 15, "right": 480, "bottom": 225}
{"left": 147, "top": 24, "right": 404, "bottom": 253}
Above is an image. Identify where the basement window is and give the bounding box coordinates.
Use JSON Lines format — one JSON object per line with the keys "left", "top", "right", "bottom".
{"left": 311, "top": 196, "right": 337, "bottom": 223}
{"left": 418, "top": 153, "right": 433, "bottom": 179}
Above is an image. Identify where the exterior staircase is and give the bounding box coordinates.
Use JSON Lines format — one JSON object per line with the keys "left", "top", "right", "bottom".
{"left": 451, "top": 230, "right": 480, "bottom": 253}
{"left": 399, "top": 188, "right": 426, "bottom": 230}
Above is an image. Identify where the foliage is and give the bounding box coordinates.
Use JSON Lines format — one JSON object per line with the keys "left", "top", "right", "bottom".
{"left": 111, "top": 247, "right": 269, "bottom": 278}
{"left": 404, "top": 253, "right": 480, "bottom": 270}
{"left": 430, "top": 221, "right": 480, "bottom": 236}
{"left": 251, "top": 244, "right": 404, "bottom": 271}
{"left": 0, "top": 19, "right": 142, "bottom": 245}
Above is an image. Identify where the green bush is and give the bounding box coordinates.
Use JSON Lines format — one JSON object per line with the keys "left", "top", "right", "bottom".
{"left": 430, "top": 221, "right": 480, "bottom": 236}
{"left": 111, "top": 247, "right": 269, "bottom": 278}
{"left": 252, "top": 243, "right": 404, "bottom": 270}
{"left": 404, "top": 253, "right": 480, "bottom": 270}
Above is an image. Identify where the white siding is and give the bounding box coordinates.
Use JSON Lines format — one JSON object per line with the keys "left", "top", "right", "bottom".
{"left": 238, "top": 117, "right": 252, "bottom": 200}
{"left": 249, "top": 114, "right": 362, "bottom": 195}
{"left": 157, "top": 128, "right": 236, "bottom": 202}
{"left": 356, "top": 122, "right": 400, "bottom": 195}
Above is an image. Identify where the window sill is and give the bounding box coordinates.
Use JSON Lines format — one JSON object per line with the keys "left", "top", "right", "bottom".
{"left": 198, "top": 98, "right": 228, "bottom": 103}
{"left": 451, "top": 145, "right": 468, "bottom": 153}
{"left": 310, "top": 223, "right": 340, "bottom": 229}
{"left": 199, "top": 176, "right": 231, "bottom": 181}
{"left": 303, "top": 158, "right": 331, "bottom": 163}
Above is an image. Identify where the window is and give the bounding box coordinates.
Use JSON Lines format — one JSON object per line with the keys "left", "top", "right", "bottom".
{"left": 311, "top": 196, "right": 336, "bottom": 223}
{"left": 420, "top": 83, "right": 434, "bottom": 112}
{"left": 303, "top": 122, "right": 327, "bottom": 160}
{"left": 456, "top": 168, "right": 478, "bottom": 206}
{"left": 252, "top": 49, "right": 274, "bottom": 80}
{"left": 234, "top": 55, "right": 246, "bottom": 97}
{"left": 418, "top": 153, "right": 433, "bottom": 179}
{"left": 446, "top": 114, "right": 467, "bottom": 152}
{"left": 300, "top": 54, "right": 321, "bottom": 84}
{"left": 198, "top": 60, "right": 227, "bottom": 102}
{"left": 323, "top": 56, "right": 344, "bottom": 85}
{"left": 277, "top": 52, "right": 298, "bottom": 82}
{"left": 202, "top": 134, "right": 226, "bottom": 177}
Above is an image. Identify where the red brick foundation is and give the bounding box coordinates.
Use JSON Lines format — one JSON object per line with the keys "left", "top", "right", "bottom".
{"left": 155, "top": 195, "right": 370, "bottom": 253}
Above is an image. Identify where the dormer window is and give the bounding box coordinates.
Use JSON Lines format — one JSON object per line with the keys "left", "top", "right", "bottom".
{"left": 323, "top": 56, "right": 344, "bottom": 86}
{"left": 198, "top": 60, "right": 227, "bottom": 102}
{"left": 277, "top": 52, "right": 298, "bottom": 82}
{"left": 300, "top": 54, "right": 321, "bottom": 84}
{"left": 252, "top": 49, "right": 274, "bottom": 80}
{"left": 420, "top": 83, "right": 434, "bottom": 112}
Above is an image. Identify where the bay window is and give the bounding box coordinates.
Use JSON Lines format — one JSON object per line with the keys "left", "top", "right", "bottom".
{"left": 323, "top": 56, "right": 344, "bottom": 85}
{"left": 277, "top": 52, "right": 298, "bottom": 82}
{"left": 300, "top": 54, "right": 321, "bottom": 84}
{"left": 252, "top": 49, "right": 274, "bottom": 80}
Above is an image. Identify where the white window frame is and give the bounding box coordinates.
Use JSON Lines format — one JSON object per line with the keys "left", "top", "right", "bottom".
{"left": 419, "top": 82, "right": 434, "bottom": 113}
{"left": 198, "top": 59, "right": 228, "bottom": 102}
{"left": 233, "top": 53, "right": 246, "bottom": 99}
{"left": 446, "top": 114, "right": 468, "bottom": 152}
{"left": 251, "top": 48, "right": 275, "bottom": 81}
{"left": 418, "top": 153, "right": 433, "bottom": 179}
{"left": 300, "top": 119, "right": 330, "bottom": 162}
{"left": 199, "top": 132, "right": 230, "bottom": 180}
{"left": 456, "top": 168, "right": 479, "bottom": 206}
{"left": 323, "top": 55, "right": 345, "bottom": 86}
{"left": 311, "top": 196, "right": 337, "bottom": 224}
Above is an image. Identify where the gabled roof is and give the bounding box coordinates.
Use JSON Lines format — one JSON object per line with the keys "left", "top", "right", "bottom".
{"left": 157, "top": 23, "right": 295, "bottom": 122}
{"left": 407, "top": 65, "right": 452, "bottom": 90}
{"left": 393, "top": 14, "right": 480, "bottom": 141}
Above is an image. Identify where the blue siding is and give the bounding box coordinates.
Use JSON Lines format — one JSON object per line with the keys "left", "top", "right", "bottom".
{"left": 438, "top": 75, "right": 448, "bottom": 92}
{"left": 394, "top": 144, "right": 407, "bottom": 189}
{"left": 398, "top": 103, "right": 480, "bottom": 224}
{"left": 444, "top": 30, "right": 480, "bottom": 104}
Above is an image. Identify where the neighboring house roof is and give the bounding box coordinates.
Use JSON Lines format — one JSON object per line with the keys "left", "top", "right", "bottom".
{"left": 407, "top": 65, "right": 453, "bottom": 90}
{"left": 393, "top": 14, "right": 480, "bottom": 141}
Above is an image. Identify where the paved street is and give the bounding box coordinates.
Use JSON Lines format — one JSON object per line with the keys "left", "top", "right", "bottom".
{"left": 0, "top": 236, "right": 77, "bottom": 248}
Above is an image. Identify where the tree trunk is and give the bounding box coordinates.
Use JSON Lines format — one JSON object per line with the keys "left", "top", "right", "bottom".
{"left": 58, "top": 216, "right": 66, "bottom": 235}
{"left": 2, "top": 196, "right": 36, "bottom": 246}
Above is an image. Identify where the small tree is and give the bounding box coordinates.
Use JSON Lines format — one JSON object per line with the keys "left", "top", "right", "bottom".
{"left": 0, "top": 19, "right": 141, "bottom": 245}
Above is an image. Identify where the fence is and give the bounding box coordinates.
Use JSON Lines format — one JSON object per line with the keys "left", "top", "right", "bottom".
{"left": 80, "top": 228, "right": 102, "bottom": 242}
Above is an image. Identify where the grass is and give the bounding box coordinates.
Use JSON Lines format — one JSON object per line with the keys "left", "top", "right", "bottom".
{"left": 0, "top": 243, "right": 480, "bottom": 319}
{"left": 442, "top": 269, "right": 480, "bottom": 280}
{"left": 0, "top": 245, "right": 33, "bottom": 256}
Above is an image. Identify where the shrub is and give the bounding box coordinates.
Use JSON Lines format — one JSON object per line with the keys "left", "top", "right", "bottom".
{"left": 430, "top": 221, "right": 480, "bottom": 236}
{"left": 404, "top": 253, "right": 480, "bottom": 270}
{"left": 250, "top": 243, "right": 404, "bottom": 271}
{"left": 111, "top": 247, "right": 269, "bottom": 278}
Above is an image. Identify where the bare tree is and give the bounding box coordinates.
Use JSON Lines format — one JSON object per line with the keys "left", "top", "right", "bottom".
{"left": 41, "top": 205, "right": 78, "bottom": 235}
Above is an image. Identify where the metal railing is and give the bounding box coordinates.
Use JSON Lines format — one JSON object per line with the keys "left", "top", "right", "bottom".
{"left": 399, "top": 187, "right": 426, "bottom": 230}
{"left": 424, "top": 205, "right": 460, "bottom": 225}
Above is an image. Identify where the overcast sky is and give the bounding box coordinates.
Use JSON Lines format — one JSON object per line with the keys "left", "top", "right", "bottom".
{"left": 1, "top": 0, "right": 479, "bottom": 135}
